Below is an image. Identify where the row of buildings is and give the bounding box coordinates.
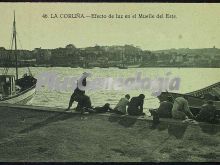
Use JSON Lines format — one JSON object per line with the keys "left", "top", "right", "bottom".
{"left": 0, "top": 45, "right": 220, "bottom": 68}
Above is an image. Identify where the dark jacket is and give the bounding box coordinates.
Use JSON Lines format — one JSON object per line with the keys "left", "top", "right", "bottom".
{"left": 196, "top": 104, "right": 216, "bottom": 123}
{"left": 157, "top": 101, "right": 173, "bottom": 118}
{"left": 127, "top": 97, "right": 144, "bottom": 115}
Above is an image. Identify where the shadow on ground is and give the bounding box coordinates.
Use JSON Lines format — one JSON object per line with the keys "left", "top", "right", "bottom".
{"left": 108, "top": 114, "right": 137, "bottom": 127}
{"left": 199, "top": 123, "right": 220, "bottom": 135}
{"left": 19, "top": 113, "right": 76, "bottom": 134}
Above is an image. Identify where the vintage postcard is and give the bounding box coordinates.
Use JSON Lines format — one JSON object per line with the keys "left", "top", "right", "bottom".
{"left": 0, "top": 2, "right": 219, "bottom": 162}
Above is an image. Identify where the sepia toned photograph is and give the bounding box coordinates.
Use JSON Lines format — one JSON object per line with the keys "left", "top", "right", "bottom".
{"left": 0, "top": 2, "right": 219, "bottom": 162}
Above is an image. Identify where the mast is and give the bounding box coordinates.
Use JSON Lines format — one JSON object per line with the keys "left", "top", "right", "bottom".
{"left": 13, "top": 11, "right": 18, "bottom": 80}
{"left": 122, "top": 49, "right": 124, "bottom": 67}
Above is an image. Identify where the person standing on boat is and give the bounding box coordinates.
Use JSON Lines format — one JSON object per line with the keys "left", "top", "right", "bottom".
{"left": 113, "top": 94, "right": 130, "bottom": 115}
{"left": 127, "top": 94, "right": 145, "bottom": 116}
{"left": 66, "top": 72, "right": 89, "bottom": 111}
{"left": 171, "top": 96, "right": 195, "bottom": 120}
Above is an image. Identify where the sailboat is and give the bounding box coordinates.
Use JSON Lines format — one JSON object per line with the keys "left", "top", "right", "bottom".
{"left": 118, "top": 50, "right": 128, "bottom": 69}
{"left": 0, "top": 12, "right": 37, "bottom": 104}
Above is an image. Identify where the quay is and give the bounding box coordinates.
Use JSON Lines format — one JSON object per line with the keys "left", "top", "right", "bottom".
{"left": 0, "top": 104, "right": 219, "bottom": 162}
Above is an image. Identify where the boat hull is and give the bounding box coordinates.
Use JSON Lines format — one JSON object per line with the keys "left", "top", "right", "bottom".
{"left": 158, "top": 82, "right": 220, "bottom": 103}
{"left": 157, "top": 82, "right": 220, "bottom": 109}
{"left": 0, "top": 86, "right": 36, "bottom": 104}
{"left": 158, "top": 92, "right": 206, "bottom": 107}
{"left": 186, "top": 82, "right": 220, "bottom": 97}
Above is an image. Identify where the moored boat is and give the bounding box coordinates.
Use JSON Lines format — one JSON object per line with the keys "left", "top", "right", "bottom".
{"left": 0, "top": 12, "right": 37, "bottom": 105}
{"left": 158, "top": 91, "right": 206, "bottom": 107}
{"left": 158, "top": 81, "right": 220, "bottom": 102}
{"left": 186, "top": 82, "right": 220, "bottom": 98}
{"left": 118, "top": 65, "right": 128, "bottom": 69}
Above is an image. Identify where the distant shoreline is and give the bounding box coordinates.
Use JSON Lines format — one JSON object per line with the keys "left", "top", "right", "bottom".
{"left": 1, "top": 46, "right": 220, "bottom": 68}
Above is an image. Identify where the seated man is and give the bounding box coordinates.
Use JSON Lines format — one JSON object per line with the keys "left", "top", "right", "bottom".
{"left": 149, "top": 96, "right": 173, "bottom": 126}
{"left": 172, "top": 96, "right": 195, "bottom": 120}
{"left": 66, "top": 73, "right": 87, "bottom": 111}
{"left": 196, "top": 100, "right": 217, "bottom": 123}
{"left": 157, "top": 96, "right": 173, "bottom": 118}
{"left": 127, "top": 94, "right": 145, "bottom": 116}
{"left": 114, "top": 94, "right": 130, "bottom": 115}
{"left": 75, "top": 94, "right": 93, "bottom": 113}
{"left": 94, "top": 103, "right": 113, "bottom": 113}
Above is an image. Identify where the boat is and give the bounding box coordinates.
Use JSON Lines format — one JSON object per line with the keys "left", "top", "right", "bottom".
{"left": 157, "top": 84, "right": 220, "bottom": 111}
{"left": 186, "top": 82, "right": 220, "bottom": 98}
{"left": 0, "top": 12, "right": 37, "bottom": 105}
{"left": 118, "top": 65, "right": 128, "bottom": 69}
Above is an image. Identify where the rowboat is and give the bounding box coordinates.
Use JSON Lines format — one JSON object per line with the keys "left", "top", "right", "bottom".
{"left": 0, "top": 12, "right": 37, "bottom": 105}
{"left": 157, "top": 89, "right": 220, "bottom": 120}
{"left": 157, "top": 82, "right": 220, "bottom": 118}
{"left": 187, "top": 82, "right": 220, "bottom": 98}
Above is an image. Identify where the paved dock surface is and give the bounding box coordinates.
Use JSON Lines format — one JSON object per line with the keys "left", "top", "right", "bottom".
{"left": 0, "top": 105, "right": 220, "bottom": 162}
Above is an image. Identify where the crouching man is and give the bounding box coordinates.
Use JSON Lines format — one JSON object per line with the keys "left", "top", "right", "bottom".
{"left": 172, "top": 96, "right": 195, "bottom": 120}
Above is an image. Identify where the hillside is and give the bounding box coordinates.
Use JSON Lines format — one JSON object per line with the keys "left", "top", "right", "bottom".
{"left": 153, "top": 48, "right": 220, "bottom": 57}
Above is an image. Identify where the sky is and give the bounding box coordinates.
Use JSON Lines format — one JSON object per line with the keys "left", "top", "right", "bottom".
{"left": 0, "top": 3, "right": 220, "bottom": 51}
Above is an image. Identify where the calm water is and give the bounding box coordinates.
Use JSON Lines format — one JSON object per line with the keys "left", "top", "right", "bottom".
{"left": 1, "top": 67, "right": 220, "bottom": 114}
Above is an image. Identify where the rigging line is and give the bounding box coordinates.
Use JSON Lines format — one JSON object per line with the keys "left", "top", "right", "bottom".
{"left": 17, "top": 32, "right": 32, "bottom": 75}
{"left": 9, "top": 25, "right": 14, "bottom": 50}
{"left": 16, "top": 32, "right": 23, "bottom": 50}
{"left": 3, "top": 26, "right": 14, "bottom": 75}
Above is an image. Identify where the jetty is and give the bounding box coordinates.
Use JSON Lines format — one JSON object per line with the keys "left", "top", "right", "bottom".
{"left": 0, "top": 104, "right": 219, "bottom": 162}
